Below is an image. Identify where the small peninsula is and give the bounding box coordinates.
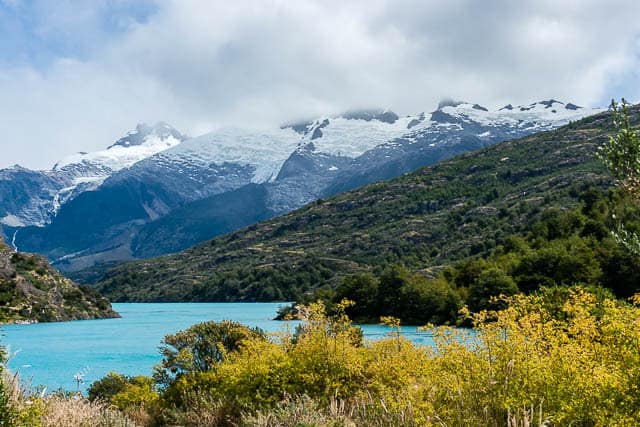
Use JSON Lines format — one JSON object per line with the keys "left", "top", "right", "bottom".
{"left": 0, "top": 235, "right": 118, "bottom": 323}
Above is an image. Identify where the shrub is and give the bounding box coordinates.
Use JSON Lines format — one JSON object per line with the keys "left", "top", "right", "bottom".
{"left": 110, "top": 376, "right": 159, "bottom": 411}
{"left": 174, "top": 289, "right": 640, "bottom": 424}
{"left": 154, "top": 320, "right": 265, "bottom": 387}
{"left": 87, "top": 371, "right": 129, "bottom": 403}
{"left": 0, "top": 343, "right": 15, "bottom": 427}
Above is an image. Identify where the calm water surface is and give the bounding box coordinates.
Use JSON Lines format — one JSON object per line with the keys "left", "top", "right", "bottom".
{"left": 1, "top": 303, "right": 435, "bottom": 392}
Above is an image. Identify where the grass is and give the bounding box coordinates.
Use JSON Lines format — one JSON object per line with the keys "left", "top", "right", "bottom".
{"left": 2, "top": 370, "right": 138, "bottom": 426}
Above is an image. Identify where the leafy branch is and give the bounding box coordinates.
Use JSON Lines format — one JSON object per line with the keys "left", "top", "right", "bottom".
{"left": 598, "top": 99, "right": 640, "bottom": 255}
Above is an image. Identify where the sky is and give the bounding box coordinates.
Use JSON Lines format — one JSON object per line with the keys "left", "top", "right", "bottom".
{"left": 1, "top": 0, "right": 640, "bottom": 169}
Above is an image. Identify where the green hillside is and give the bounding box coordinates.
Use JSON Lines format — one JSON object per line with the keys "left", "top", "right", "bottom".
{"left": 96, "top": 109, "right": 622, "bottom": 303}
{"left": 0, "top": 234, "right": 119, "bottom": 323}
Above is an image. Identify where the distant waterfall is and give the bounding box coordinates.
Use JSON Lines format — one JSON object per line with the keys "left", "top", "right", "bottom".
{"left": 11, "top": 229, "right": 19, "bottom": 252}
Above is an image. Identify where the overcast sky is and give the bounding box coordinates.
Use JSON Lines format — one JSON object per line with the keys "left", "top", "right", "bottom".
{"left": 1, "top": 0, "right": 640, "bottom": 169}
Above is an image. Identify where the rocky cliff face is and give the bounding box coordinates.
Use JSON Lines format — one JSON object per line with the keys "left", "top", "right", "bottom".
{"left": 0, "top": 236, "right": 118, "bottom": 323}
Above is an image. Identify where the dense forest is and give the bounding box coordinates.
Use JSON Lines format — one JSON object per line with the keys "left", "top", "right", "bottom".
{"left": 291, "top": 187, "right": 640, "bottom": 324}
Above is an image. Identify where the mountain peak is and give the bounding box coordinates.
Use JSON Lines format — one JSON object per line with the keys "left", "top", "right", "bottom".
{"left": 340, "top": 109, "right": 400, "bottom": 124}
{"left": 52, "top": 122, "right": 187, "bottom": 174}
{"left": 280, "top": 119, "right": 315, "bottom": 134}
{"left": 109, "top": 122, "right": 187, "bottom": 149}
{"left": 538, "top": 99, "right": 563, "bottom": 108}
{"left": 514, "top": 99, "right": 582, "bottom": 112}
{"left": 435, "top": 100, "right": 492, "bottom": 112}
{"left": 437, "top": 98, "right": 465, "bottom": 110}
{"left": 281, "top": 109, "right": 401, "bottom": 134}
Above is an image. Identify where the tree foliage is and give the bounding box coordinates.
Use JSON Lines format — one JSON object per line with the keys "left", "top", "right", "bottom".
{"left": 87, "top": 371, "right": 130, "bottom": 403}
{"left": 599, "top": 99, "right": 640, "bottom": 196}
{"left": 598, "top": 98, "right": 640, "bottom": 255}
{"left": 153, "top": 320, "right": 265, "bottom": 387}
{"left": 304, "top": 187, "right": 640, "bottom": 324}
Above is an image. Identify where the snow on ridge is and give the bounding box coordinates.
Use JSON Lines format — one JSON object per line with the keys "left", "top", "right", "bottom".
{"left": 438, "top": 100, "right": 604, "bottom": 128}
{"left": 54, "top": 134, "right": 183, "bottom": 172}
{"left": 298, "top": 114, "right": 427, "bottom": 158}
{"left": 160, "top": 127, "right": 301, "bottom": 183}
{"left": 47, "top": 101, "right": 600, "bottom": 185}
{"left": 40, "top": 125, "right": 187, "bottom": 219}
{"left": 292, "top": 99, "right": 600, "bottom": 159}
{"left": 1, "top": 214, "right": 25, "bottom": 228}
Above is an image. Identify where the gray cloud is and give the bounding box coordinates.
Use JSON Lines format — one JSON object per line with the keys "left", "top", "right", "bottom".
{"left": 2, "top": 0, "right": 640, "bottom": 169}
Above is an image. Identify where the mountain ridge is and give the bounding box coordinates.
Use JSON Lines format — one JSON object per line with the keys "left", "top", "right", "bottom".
{"left": 93, "top": 105, "right": 619, "bottom": 302}
{"left": 2, "top": 99, "right": 601, "bottom": 275}
{"left": 0, "top": 122, "right": 188, "bottom": 229}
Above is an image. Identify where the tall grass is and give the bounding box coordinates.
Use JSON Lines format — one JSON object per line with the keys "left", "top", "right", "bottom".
{"left": 242, "top": 395, "right": 418, "bottom": 427}
{"left": 2, "top": 369, "right": 137, "bottom": 427}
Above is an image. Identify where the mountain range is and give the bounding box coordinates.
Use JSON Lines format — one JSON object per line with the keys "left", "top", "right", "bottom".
{"left": 1, "top": 122, "right": 187, "bottom": 229}
{"left": 0, "top": 100, "right": 600, "bottom": 278}
{"left": 95, "top": 106, "right": 619, "bottom": 302}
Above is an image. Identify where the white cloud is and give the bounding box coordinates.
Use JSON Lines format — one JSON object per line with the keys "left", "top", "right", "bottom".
{"left": 1, "top": 0, "right": 640, "bottom": 169}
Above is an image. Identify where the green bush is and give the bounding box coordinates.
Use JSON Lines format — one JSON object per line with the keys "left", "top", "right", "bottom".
{"left": 87, "top": 371, "right": 130, "bottom": 403}
{"left": 154, "top": 320, "right": 265, "bottom": 387}
{"left": 110, "top": 376, "right": 159, "bottom": 411}
{"left": 467, "top": 267, "right": 518, "bottom": 311}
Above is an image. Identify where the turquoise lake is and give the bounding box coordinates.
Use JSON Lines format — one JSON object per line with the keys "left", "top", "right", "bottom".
{"left": 1, "top": 303, "right": 436, "bottom": 392}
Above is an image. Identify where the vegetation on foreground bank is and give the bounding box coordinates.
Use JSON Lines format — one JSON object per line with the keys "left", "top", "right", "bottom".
{"left": 3, "top": 288, "right": 640, "bottom": 426}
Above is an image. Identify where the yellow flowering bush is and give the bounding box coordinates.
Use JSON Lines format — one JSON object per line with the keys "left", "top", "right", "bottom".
{"left": 82, "top": 287, "right": 640, "bottom": 426}
{"left": 110, "top": 375, "right": 159, "bottom": 411}
{"left": 418, "top": 288, "right": 640, "bottom": 425}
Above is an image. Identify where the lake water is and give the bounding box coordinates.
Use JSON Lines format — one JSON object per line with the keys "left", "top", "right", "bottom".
{"left": 1, "top": 303, "right": 436, "bottom": 392}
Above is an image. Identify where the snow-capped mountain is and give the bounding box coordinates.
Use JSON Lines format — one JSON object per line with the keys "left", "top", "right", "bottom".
{"left": 286, "top": 101, "right": 589, "bottom": 161}
{"left": 278, "top": 101, "right": 600, "bottom": 203}
{"left": 52, "top": 122, "right": 187, "bottom": 188}
{"left": 2, "top": 99, "right": 604, "bottom": 276}
{"left": 378, "top": 99, "right": 594, "bottom": 157}
{"left": 153, "top": 126, "right": 301, "bottom": 184}
{"left": 0, "top": 122, "right": 187, "bottom": 228}
{"left": 287, "top": 109, "right": 423, "bottom": 158}
{"left": 428, "top": 99, "right": 590, "bottom": 134}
